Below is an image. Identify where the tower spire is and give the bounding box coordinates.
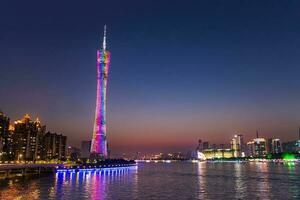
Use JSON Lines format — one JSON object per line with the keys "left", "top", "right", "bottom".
{"left": 103, "top": 25, "right": 107, "bottom": 50}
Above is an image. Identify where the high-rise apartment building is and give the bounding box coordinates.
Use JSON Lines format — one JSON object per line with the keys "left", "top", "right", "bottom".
{"left": 43, "top": 132, "right": 67, "bottom": 160}
{"left": 0, "top": 111, "right": 14, "bottom": 160}
{"left": 271, "top": 139, "right": 282, "bottom": 154}
{"left": 255, "top": 138, "right": 267, "bottom": 157}
{"left": 231, "top": 134, "right": 244, "bottom": 157}
{"left": 13, "top": 114, "right": 46, "bottom": 161}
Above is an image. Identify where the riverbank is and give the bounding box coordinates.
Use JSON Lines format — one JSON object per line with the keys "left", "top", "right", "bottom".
{"left": 0, "top": 159, "right": 136, "bottom": 179}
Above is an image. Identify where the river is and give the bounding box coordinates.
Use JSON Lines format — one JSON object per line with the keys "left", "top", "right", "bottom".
{"left": 0, "top": 162, "right": 299, "bottom": 199}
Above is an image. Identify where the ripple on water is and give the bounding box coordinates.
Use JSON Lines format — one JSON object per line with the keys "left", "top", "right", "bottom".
{"left": 0, "top": 163, "right": 299, "bottom": 200}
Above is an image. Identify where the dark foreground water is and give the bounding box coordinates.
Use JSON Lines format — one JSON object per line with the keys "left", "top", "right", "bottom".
{"left": 0, "top": 162, "right": 299, "bottom": 200}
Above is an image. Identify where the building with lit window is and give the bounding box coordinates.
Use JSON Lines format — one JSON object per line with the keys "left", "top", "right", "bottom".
{"left": 43, "top": 132, "right": 67, "bottom": 160}
{"left": 271, "top": 138, "right": 282, "bottom": 154}
{"left": 202, "top": 149, "right": 234, "bottom": 159}
{"left": 0, "top": 111, "right": 14, "bottom": 160}
{"left": 230, "top": 134, "right": 244, "bottom": 157}
{"left": 247, "top": 138, "right": 267, "bottom": 157}
{"left": 0, "top": 111, "right": 9, "bottom": 152}
{"left": 13, "top": 114, "right": 46, "bottom": 161}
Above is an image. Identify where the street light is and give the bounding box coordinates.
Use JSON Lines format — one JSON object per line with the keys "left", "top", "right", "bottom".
{"left": 18, "top": 154, "right": 23, "bottom": 162}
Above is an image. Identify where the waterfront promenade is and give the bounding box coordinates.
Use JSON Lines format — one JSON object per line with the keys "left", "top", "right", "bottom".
{"left": 0, "top": 160, "right": 136, "bottom": 179}
{"left": 0, "top": 163, "right": 64, "bottom": 170}
{"left": 0, "top": 163, "right": 68, "bottom": 178}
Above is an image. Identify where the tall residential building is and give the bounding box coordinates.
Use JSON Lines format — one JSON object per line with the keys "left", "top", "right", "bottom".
{"left": 230, "top": 134, "right": 244, "bottom": 157}
{"left": 271, "top": 139, "right": 282, "bottom": 154}
{"left": 0, "top": 111, "right": 9, "bottom": 151}
{"left": 81, "top": 140, "right": 91, "bottom": 159}
{"left": 251, "top": 138, "right": 267, "bottom": 157}
{"left": 43, "top": 132, "right": 67, "bottom": 160}
{"left": 247, "top": 131, "right": 267, "bottom": 157}
{"left": 13, "top": 114, "right": 46, "bottom": 161}
{"left": 91, "top": 25, "right": 110, "bottom": 158}
{"left": 267, "top": 138, "right": 273, "bottom": 153}
{"left": 246, "top": 141, "right": 255, "bottom": 157}
{"left": 0, "top": 111, "right": 14, "bottom": 160}
{"left": 247, "top": 138, "right": 267, "bottom": 157}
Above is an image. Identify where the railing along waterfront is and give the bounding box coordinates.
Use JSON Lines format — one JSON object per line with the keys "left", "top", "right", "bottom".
{"left": 0, "top": 163, "right": 67, "bottom": 179}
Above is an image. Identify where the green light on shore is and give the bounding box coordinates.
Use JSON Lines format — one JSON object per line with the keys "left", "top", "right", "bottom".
{"left": 267, "top": 153, "right": 272, "bottom": 159}
{"left": 283, "top": 153, "right": 296, "bottom": 161}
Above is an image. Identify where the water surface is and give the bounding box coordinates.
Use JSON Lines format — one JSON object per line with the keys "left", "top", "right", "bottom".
{"left": 0, "top": 162, "right": 299, "bottom": 199}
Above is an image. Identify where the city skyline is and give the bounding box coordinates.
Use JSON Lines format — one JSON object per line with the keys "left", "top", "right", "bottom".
{"left": 1, "top": 1, "right": 300, "bottom": 154}
{"left": 1, "top": 110, "right": 299, "bottom": 155}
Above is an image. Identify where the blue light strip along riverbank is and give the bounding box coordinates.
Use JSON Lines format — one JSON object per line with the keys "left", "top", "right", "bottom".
{"left": 55, "top": 163, "right": 137, "bottom": 173}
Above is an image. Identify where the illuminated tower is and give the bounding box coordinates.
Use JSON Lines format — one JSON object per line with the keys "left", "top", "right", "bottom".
{"left": 91, "top": 25, "right": 110, "bottom": 157}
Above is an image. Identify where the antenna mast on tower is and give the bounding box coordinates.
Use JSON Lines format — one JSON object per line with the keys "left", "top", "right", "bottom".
{"left": 103, "top": 25, "right": 107, "bottom": 50}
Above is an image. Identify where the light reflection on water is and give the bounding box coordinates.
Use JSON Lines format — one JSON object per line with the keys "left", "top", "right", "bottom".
{"left": 0, "top": 163, "right": 299, "bottom": 200}
{"left": 53, "top": 167, "right": 138, "bottom": 200}
{"left": 197, "top": 162, "right": 207, "bottom": 199}
{"left": 233, "top": 163, "right": 246, "bottom": 199}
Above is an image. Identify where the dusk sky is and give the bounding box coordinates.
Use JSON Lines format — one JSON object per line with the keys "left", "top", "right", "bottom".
{"left": 1, "top": 0, "right": 300, "bottom": 154}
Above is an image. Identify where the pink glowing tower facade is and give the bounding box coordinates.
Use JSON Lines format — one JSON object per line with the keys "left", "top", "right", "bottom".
{"left": 91, "top": 25, "right": 110, "bottom": 157}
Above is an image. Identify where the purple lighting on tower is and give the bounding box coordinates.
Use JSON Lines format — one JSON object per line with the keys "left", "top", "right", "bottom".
{"left": 91, "top": 25, "right": 110, "bottom": 157}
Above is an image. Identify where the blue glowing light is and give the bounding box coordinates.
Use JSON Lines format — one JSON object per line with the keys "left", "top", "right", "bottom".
{"left": 56, "top": 165, "right": 137, "bottom": 173}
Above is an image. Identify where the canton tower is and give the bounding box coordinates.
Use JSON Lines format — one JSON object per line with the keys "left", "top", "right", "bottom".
{"left": 91, "top": 25, "right": 110, "bottom": 157}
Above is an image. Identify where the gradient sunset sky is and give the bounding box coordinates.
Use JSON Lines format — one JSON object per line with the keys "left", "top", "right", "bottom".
{"left": 1, "top": 0, "right": 300, "bottom": 154}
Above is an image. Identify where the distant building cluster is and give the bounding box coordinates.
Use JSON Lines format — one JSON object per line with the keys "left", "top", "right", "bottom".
{"left": 0, "top": 111, "right": 67, "bottom": 162}
{"left": 196, "top": 130, "right": 300, "bottom": 160}
{"left": 127, "top": 152, "right": 187, "bottom": 161}
{"left": 65, "top": 141, "right": 93, "bottom": 162}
